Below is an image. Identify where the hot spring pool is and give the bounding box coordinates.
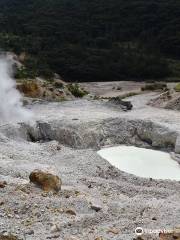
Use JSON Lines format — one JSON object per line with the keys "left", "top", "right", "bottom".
{"left": 97, "top": 146, "right": 180, "bottom": 180}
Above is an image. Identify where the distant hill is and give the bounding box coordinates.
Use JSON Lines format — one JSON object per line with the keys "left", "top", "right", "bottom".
{"left": 0, "top": 0, "right": 180, "bottom": 81}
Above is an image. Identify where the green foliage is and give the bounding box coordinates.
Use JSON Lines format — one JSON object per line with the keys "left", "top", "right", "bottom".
{"left": 67, "top": 84, "right": 88, "bottom": 98}
{"left": 141, "top": 83, "right": 167, "bottom": 91}
{"left": 14, "top": 56, "right": 53, "bottom": 79}
{"left": 15, "top": 66, "right": 32, "bottom": 79}
{"left": 174, "top": 83, "right": 180, "bottom": 92}
{"left": 0, "top": 0, "right": 179, "bottom": 81}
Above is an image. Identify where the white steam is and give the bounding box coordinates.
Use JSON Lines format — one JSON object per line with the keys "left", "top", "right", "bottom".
{"left": 0, "top": 56, "right": 32, "bottom": 123}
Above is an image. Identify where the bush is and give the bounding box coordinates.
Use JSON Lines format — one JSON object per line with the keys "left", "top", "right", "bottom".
{"left": 15, "top": 66, "right": 36, "bottom": 79}
{"left": 174, "top": 83, "right": 180, "bottom": 92}
{"left": 67, "top": 84, "right": 88, "bottom": 98}
{"left": 141, "top": 83, "right": 167, "bottom": 91}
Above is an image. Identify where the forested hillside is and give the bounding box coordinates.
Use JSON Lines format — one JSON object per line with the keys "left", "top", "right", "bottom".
{"left": 0, "top": 0, "right": 180, "bottom": 81}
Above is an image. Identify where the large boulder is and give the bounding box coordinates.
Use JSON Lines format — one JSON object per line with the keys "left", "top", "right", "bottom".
{"left": 108, "top": 97, "right": 133, "bottom": 111}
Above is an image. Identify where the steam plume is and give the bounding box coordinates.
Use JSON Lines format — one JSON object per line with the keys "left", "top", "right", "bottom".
{"left": 0, "top": 55, "right": 32, "bottom": 123}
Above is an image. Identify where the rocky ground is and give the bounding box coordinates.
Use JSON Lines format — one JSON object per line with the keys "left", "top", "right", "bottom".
{"left": 0, "top": 90, "right": 180, "bottom": 240}
{"left": 79, "top": 81, "right": 144, "bottom": 98}
{"left": 149, "top": 90, "right": 180, "bottom": 111}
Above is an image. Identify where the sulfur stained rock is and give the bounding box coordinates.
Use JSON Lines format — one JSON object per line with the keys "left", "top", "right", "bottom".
{"left": 29, "top": 170, "right": 62, "bottom": 192}
{"left": 159, "top": 229, "right": 180, "bottom": 239}
{"left": 0, "top": 235, "right": 19, "bottom": 240}
{"left": 17, "top": 80, "right": 42, "bottom": 98}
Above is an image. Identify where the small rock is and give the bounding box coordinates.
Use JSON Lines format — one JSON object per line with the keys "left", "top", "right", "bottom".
{"left": 95, "top": 237, "right": 103, "bottom": 240}
{"left": 29, "top": 170, "right": 62, "bottom": 192}
{"left": 0, "top": 181, "right": 7, "bottom": 188}
{"left": 65, "top": 209, "right": 76, "bottom": 216}
{"left": 41, "top": 192, "right": 48, "bottom": 197}
{"left": 0, "top": 201, "right": 4, "bottom": 206}
{"left": 90, "top": 201, "right": 102, "bottom": 212}
{"left": 47, "top": 234, "right": 61, "bottom": 239}
{"left": 50, "top": 224, "right": 60, "bottom": 233}
{"left": 25, "top": 229, "right": 34, "bottom": 235}
{"left": 107, "top": 228, "right": 120, "bottom": 235}
{"left": 56, "top": 145, "right": 61, "bottom": 151}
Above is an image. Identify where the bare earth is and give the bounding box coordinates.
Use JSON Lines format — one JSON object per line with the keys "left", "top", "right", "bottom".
{"left": 79, "top": 81, "right": 145, "bottom": 98}
{"left": 0, "top": 83, "right": 180, "bottom": 240}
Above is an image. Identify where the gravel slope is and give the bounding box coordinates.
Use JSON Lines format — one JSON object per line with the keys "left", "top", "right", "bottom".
{"left": 0, "top": 93, "right": 179, "bottom": 240}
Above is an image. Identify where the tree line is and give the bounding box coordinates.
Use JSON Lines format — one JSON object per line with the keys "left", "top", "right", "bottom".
{"left": 0, "top": 0, "right": 179, "bottom": 81}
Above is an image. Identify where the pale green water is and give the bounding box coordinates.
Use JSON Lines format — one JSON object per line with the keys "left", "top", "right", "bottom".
{"left": 98, "top": 146, "right": 180, "bottom": 180}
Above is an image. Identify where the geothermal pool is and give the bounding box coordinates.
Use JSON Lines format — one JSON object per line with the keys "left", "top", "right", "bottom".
{"left": 98, "top": 146, "right": 180, "bottom": 180}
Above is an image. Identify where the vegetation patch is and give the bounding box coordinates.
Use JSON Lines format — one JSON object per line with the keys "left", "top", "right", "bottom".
{"left": 174, "top": 83, "right": 180, "bottom": 92}
{"left": 141, "top": 83, "right": 167, "bottom": 91}
{"left": 0, "top": 0, "right": 178, "bottom": 81}
{"left": 67, "top": 84, "right": 88, "bottom": 98}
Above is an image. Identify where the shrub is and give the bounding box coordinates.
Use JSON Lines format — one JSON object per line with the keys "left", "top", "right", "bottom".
{"left": 141, "top": 83, "right": 167, "bottom": 91}
{"left": 174, "top": 83, "right": 180, "bottom": 92}
{"left": 15, "top": 66, "right": 36, "bottom": 79}
{"left": 67, "top": 84, "right": 88, "bottom": 98}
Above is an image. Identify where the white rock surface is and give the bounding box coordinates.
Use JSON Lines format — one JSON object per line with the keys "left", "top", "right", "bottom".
{"left": 0, "top": 93, "right": 179, "bottom": 240}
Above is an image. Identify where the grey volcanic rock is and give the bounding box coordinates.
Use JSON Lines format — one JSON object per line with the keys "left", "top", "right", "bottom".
{"left": 108, "top": 97, "right": 133, "bottom": 111}
{"left": 21, "top": 117, "right": 178, "bottom": 151}
{"left": 175, "top": 135, "right": 180, "bottom": 154}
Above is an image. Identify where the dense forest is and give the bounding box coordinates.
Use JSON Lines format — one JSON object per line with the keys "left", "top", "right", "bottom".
{"left": 0, "top": 0, "right": 180, "bottom": 81}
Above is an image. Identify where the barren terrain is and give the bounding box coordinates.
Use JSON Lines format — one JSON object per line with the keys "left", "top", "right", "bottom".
{"left": 0, "top": 83, "right": 180, "bottom": 240}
